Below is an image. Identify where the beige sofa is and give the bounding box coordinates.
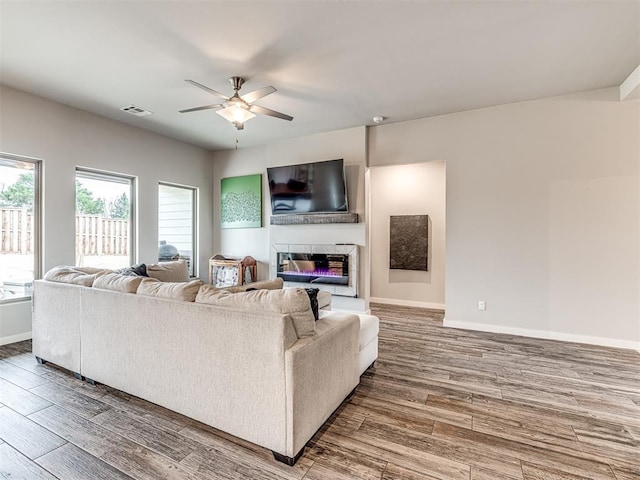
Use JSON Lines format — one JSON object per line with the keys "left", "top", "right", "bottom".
{"left": 32, "top": 264, "right": 361, "bottom": 465}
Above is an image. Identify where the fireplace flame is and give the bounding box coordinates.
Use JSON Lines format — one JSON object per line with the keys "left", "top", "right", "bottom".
{"left": 281, "top": 268, "right": 342, "bottom": 278}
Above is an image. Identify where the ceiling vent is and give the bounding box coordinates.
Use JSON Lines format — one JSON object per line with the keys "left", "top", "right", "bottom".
{"left": 120, "top": 104, "right": 152, "bottom": 117}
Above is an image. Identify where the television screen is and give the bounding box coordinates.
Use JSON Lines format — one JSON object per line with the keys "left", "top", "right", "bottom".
{"left": 267, "top": 159, "right": 348, "bottom": 215}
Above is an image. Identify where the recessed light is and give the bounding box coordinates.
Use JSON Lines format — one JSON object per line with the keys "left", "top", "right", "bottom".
{"left": 372, "top": 116, "right": 384, "bottom": 124}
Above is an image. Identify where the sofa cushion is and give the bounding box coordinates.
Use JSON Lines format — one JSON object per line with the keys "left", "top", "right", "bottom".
{"left": 357, "top": 314, "right": 380, "bottom": 349}
{"left": 137, "top": 279, "right": 204, "bottom": 302}
{"left": 195, "top": 284, "right": 224, "bottom": 302}
{"left": 319, "top": 311, "right": 379, "bottom": 350}
{"left": 196, "top": 286, "right": 315, "bottom": 338}
{"left": 76, "top": 266, "right": 109, "bottom": 275}
{"left": 223, "top": 277, "right": 284, "bottom": 293}
{"left": 147, "top": 261, "right": 189, "bottom": 282}
{"left": 93, "top": 272, "right": 143, "bottom": 293}
{"left": 43, "top": 266, "right": 102, "bottom": 286}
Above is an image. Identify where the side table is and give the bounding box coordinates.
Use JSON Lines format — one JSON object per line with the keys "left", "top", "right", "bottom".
{"left": 209, "top": 255, "right": 257, "bottom": 287}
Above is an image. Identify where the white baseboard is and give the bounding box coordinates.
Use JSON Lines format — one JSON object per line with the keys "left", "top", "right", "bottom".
{"left": 370, "top": 297, "right": 445, "bottom": 311}
{"left": 0, "top": 331, "right": 32, "bottom": 346}
{"left": 443, "top": 319, "right": 640, "bottom": 351}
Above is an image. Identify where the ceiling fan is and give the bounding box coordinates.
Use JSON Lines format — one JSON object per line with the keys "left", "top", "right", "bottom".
{"left": 179, "top": 76, "right": 293, "bottom": 130}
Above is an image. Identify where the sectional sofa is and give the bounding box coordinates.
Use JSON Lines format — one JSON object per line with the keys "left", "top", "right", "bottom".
{"left": 32, "top": 263, "right": 371, "bottom": 465}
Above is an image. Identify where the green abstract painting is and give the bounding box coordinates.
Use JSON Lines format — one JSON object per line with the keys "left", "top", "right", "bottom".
{"left": 220, "top": 174, "right": 262, "bottom": 229}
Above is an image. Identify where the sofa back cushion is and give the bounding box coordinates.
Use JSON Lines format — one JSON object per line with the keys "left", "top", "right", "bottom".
{"left": 43, "top": 266, "right": 103, "bottom": 286}
{"left": 93, "top": 272, "right": 143, "bottom": 293}
{"left": 147, "top": 261, "right": 189, "bottom": 283}
{"left": 196, "top": 286, "right": 315, "bottom": 338}
{"left": 223, "top": 277, "right": 284, "bottom": 293}
{"left": 194, "top": 284, "right": 225, "bottom": 302}
{"left": 137, "top": 279, "right": 204, "bottom": 302}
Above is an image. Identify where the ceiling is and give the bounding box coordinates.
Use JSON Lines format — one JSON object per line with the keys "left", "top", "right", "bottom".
{"left": 1, "top": 1, "right": 638, "bottom": 151}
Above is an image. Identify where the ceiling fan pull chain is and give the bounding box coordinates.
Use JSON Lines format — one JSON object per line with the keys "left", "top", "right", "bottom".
{"left": 235, "top": 132, "right": 238, "bottom": 150}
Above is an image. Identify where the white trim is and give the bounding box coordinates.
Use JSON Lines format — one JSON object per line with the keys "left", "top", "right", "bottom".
{"left": 370, "top": 297, "right": 445, "bottom": 311}
{"left": 0, "top": 331, "right": 32, "bottom": 346}
{"left": 443, "top": 319, "right": 640, "bottom": 351}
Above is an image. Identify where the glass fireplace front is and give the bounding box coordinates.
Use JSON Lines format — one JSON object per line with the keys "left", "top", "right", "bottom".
{"left": 276, "top": 252, "right": 349, "bottom": 286}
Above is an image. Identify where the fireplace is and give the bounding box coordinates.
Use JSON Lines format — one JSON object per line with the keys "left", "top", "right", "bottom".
{"left": 277, "top": 253, "right": 349, "bottom": 286}
{"left": 271, "top": 244, "right": 358, "bottom": 297}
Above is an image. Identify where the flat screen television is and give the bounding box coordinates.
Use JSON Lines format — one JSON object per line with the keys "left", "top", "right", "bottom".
{"left": 267, "top": 159, "right": 348, "bottom": 215}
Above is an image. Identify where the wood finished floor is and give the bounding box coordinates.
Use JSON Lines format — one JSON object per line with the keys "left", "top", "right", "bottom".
{"left": 0, "top": 303, "right": 639, "bottom": 479}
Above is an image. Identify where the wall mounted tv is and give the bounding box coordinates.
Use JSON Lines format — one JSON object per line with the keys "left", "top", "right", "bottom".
{"left": 267, "top": 159, "right": 348, "bottom": 215}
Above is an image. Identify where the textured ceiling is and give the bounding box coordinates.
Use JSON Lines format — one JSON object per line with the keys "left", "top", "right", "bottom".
{"left": 1, "top": 1, "right": 638, "bottom": 151}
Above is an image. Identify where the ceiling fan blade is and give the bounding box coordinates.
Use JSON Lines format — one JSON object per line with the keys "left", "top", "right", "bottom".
{"left": 179, "top": 103, "right": 224, "bottom": 113}
{"left": 249, "top": 104, "right": 293, "bottom": 121}
{"left": 241, "top": 86, "right": 276, "bottom": 104}
{"left": 184, "top": 80, "right": 228, "bottom": 100}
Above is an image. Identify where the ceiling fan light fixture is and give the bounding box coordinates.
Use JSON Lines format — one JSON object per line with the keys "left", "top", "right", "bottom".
{"left": 217, "top": 105, "right": 256, "bottom": 126}
{"left": 181, "top": 77, "right": 292, "bottom": 130}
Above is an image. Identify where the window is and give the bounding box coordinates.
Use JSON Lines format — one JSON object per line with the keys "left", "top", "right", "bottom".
{"left": 0, "top": 154, "right": 41, "bottom": 302}
{"left": 158, "top": 183, "right": 197, "bottom": 277}
{"left": 75, "top": 168, "right": 135, "bottom": 269}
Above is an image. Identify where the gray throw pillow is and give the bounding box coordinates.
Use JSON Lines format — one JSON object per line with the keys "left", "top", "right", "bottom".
{"left": 114, "top": 263, "right": 148, "bottom": 277}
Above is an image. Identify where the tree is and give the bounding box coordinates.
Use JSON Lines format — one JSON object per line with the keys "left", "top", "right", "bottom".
{"left": 75, "top": 181, "right": 105, "bottom": 215}
{"left": 0, "top": 172, "right": 34, "bottom": 210}
{"left": 106, "top": 192, "right": 129, "bottom": 219}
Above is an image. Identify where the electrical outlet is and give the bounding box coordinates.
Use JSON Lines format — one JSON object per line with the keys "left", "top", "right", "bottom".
{"left": 478, "top": 300, "right": 486, "bottom": 311}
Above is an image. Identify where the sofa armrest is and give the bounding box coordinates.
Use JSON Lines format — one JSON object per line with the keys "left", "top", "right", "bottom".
{"left": 283, "top": 312, "right": 360, "bottom": 457}
{"left": 32, "top": 280, "right": 84, "bottom": 373}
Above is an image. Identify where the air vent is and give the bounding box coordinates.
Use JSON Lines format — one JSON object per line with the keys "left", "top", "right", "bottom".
{"left": 120, "top": 104, "right": 152, "bottom": 117}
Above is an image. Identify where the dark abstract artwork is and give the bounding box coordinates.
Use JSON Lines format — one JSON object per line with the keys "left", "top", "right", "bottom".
{"left": 389, "top": 215, "right": 428, "bottom": 271}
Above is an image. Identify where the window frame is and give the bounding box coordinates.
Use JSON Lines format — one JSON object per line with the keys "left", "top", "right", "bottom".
{"left": 158, "top": 181, "right": 199, "bottom": 278}
{"left": 0, "top": 152, "right": 42, "bottom": 303}
{"left": 75, "top": 167, "right": 137, "bottom": 268}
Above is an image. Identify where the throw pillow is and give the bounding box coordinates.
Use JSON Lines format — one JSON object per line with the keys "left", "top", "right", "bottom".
{"left": 137, "top": 279, "right": 204, "bottom": 302}
{"left": 114, "top": 263, "right": 148, "bottom": 277}
{"left": 146, "top": 261, "right": 189, "bottom": 282}
{"left": 195, "top": 287, "right": 315, "bottom": 338}
{"left": 93, "top": 272, "right": 143, "bottom": 293}
{"left": 305, "top": 288, "right": 320, "bottom": 320}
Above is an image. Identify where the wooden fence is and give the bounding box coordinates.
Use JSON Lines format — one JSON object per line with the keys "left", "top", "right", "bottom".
{"left": 1, "top": 208, "right": 34, "bottom": 254}
{"left": 75, "top": 215, "right": 129, "bottom": 256}
{"left": 1, "top": 208, "right": 129, "bottom": 256}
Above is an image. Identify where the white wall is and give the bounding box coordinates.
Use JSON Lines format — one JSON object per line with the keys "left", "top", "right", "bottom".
{"left": 369, "top": 161, "right": 446, "bottom": 309}
{"left": 211, "top": 146, "right": 270, "bottom": 269}
{"left": 0, "top": 85, "right": 214, "bottom": 344}
{"left": 369, "top": 88, "right": 640, "bottom": 349}
{"left": 212, "top": 127, "right": 368, "bottom": 310}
